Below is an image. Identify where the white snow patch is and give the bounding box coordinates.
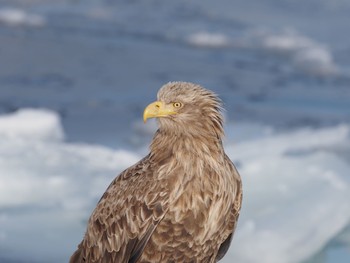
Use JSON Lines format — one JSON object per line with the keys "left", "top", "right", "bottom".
{"left": 0, "top": 108, "right": 64, "bottom": 141}
{"left": 186, "top": 29, "right": 339, "bottom": 76}
{"left": 259, "top": 30, "right": 338, "bottom": 76}
{"left": 187, "top": 31, "right": 230, "bottom": 48}
{"left": 222, "top": 124, "right": 350, "bottom": 263}
{"left": 0, "top": 109, "right": 139, "bottom": 262}
{"left": 0, "top": 7, "right": 45, "bottom": 27}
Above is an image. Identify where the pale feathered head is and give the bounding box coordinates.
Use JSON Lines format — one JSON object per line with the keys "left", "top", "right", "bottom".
{"left": 144, "top": 82, "right": 224, "bottom": 139}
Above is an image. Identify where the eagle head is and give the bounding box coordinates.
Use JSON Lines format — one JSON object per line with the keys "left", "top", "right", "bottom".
{"left": 143, "top": 82, "right": 224, "bottom": 138}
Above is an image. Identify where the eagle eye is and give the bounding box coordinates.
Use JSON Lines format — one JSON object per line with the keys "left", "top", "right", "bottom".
{"left": 173, "top": 102, "right": 182, "bottom": 108}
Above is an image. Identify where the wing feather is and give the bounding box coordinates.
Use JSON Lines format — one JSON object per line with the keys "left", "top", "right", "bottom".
{"left": 70, "top": 155, "right": 170, "bottom": 263}
{"left": 216, "top": 156, "right": 242, "bottom": 261}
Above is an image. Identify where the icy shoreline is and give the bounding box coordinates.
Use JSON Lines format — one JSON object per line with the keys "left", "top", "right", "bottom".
{"left": 0, "top": 109, "right": 349, "bottom": 263}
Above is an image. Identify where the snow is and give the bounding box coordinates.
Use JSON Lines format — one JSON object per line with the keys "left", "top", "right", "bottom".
{"left": 259, "top": 30, "right": 339, "bottom": 76}
{"left": 0, "top": 109, "right": 140, "bottom": 263}
{"left": 0, "top": 109, "right": 349, "bottom": 263}
{"left": 0, "top": 7, "right": 45, "bottom": 27}
{"left": 185, "top": 29, "right": 339, "bottom": 76}
{"left": 187, "top": 31, "right": 230, "bottom": 48}
{"left": 223, "top": 125, "right": 350, "bottom": 263}
{"left": 0, "top": 108, "right": 63, "bottom": 141}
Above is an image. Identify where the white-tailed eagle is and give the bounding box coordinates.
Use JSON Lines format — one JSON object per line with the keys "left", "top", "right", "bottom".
{"left": 70, "top": 82, "right": 242, "bottom": 263}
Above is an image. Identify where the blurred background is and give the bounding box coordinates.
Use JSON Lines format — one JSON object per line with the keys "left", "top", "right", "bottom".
{"left": 0, "top": 0, "right": 350, "bottom": 262}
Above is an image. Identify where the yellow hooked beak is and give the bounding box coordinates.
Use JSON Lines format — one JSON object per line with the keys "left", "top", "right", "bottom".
{"left": 143, "top": 101, "right": 177, "bottom": 123}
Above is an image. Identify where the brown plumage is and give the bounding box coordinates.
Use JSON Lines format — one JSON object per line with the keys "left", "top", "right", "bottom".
{"left": 70, "top": 82, "right": 242, "bottom": 263}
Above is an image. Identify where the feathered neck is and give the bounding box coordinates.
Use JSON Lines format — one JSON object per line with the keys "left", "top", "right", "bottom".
{"left": 149, "top": 119, "right": 225, "bottom": 172}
